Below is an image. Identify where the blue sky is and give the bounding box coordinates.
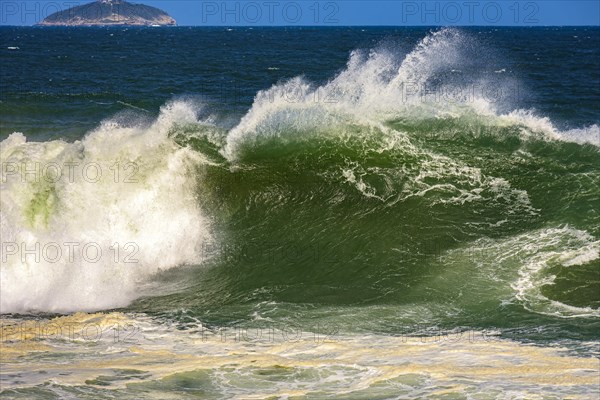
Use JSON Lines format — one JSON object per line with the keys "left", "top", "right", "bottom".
{"left": 1, "top": 1, "right": 599, "bottom": 26}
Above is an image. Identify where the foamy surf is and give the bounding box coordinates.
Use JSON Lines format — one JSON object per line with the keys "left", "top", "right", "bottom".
{"left": 1, "top": 28, "right": 598, "bottom": 316}
{"left": 0, "top": 101, "right": 213, "bottom": 313}
{"left": 222, "top": 28, "right": 598, "bottom": 161}
{"left": 0, "top": 312, "right": 598, "bottom": 398}
{"left": 1, "top": 24, "right": 599, "bottom": 400}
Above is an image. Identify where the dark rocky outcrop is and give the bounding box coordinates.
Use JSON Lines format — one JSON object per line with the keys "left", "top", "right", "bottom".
{"left": 37, "top": 0, "right": 176, "bottom": 26}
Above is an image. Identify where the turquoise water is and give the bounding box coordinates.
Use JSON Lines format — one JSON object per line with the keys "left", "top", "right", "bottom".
{"left": 1, "top": 26, "right": 599, "bottom": 398}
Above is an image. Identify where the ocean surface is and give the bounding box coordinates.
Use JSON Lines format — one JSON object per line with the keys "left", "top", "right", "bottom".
{"left": 1, "top": 26, "right": 599, "bottom": 399}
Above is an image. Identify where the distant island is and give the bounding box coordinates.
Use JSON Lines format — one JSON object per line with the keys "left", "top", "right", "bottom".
{"left": 37, "top": 0, "right": 176, "bottom": 26}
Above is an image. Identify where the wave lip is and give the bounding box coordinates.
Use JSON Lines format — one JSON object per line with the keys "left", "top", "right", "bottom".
{"left": 2, "top": 28, "right": 598, "bottom": 315}
{"left": 222, "top": 28, "right": 598, "bottom": 162}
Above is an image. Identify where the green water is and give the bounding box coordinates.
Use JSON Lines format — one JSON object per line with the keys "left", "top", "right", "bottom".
{"left": 1, "top": 26, "right": 599, "bottom": 398}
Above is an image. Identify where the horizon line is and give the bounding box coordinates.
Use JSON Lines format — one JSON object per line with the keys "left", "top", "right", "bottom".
{"left": 2, "top": 24, "right": 600, "bottom": 27}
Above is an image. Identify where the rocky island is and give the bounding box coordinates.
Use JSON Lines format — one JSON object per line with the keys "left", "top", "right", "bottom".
{"left": 37, "top": 0, "right": 176, "bottom": 26}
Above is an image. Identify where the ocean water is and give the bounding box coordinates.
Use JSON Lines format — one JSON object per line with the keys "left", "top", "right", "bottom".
{"left": 1, "top": 26, "right": 599, "bottom": 399}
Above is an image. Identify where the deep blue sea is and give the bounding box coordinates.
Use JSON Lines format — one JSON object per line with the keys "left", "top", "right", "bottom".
{"left": 1, "top": 26, "right": 599, "bottom": 399}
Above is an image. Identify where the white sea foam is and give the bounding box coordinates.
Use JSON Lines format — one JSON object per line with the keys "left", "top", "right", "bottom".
{"left": 2, "top": 28, "right": 597, "bottom": 314}
{"left": 2, "top": 312, "right": 598, "bottom": 398}
{"left": 222, "top": 28, "right": 598, "bottom": 161}
{"left": 506, "top": 227, "right": 599, "bottom": 318}
{"left": 438, "top": 226, "right": 599, "bottom": 319}
{"left": 0, "top": 101, "right": 212, "bottom": 313}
